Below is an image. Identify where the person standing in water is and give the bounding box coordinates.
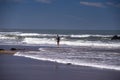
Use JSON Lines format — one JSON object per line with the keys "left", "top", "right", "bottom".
{"left": 56, "top": 34, "right": 60, "bottom": 47}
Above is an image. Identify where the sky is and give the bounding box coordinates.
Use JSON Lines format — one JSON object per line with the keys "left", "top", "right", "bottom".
{"left": 0, "top": 0, "right": 120, "bottom": 30}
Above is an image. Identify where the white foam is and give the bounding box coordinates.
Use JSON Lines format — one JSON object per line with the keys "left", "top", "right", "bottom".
{"left": 19, "top": 33, "right": 40, "bottom": 36}
{"left": 70, "top": 34, "right": 112, "bottom": 38}
{"left": 18, "top": 33, "right": 56, "bottom": 37}
{"left": 22, "top": 38, "right": 55, "bottom": 45}
{"left": 14, "top": 51, "right": 120, "bottom": 71}
{"left": 71, "top": 34, "right": 90, "bottom": 38}
{"left": 61, "top": 41, "right": 120, "bottom": 48}
{"left": 0, "top": 36, "right": 16, "bottom": 39}
{"left": 21, "top": 37, "right": 120, "bottom": 48}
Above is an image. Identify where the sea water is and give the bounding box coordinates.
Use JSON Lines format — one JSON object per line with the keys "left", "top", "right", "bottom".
{"left": 0, "top": 29, "right": 120, "bottom": 70}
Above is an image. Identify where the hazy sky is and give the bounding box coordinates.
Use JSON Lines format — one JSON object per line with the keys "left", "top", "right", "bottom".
{"left": 0, "top": 0, "right": 120, "bottom": 30}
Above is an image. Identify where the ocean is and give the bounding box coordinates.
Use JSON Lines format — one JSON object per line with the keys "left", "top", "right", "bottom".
{"left": 0, "top": 29, "right": 120, "bottom": 71}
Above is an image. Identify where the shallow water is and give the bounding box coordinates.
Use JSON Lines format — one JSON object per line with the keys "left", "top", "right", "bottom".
{"left": 14, "top": 46, "right": 120, "bottom": 71}
{"left": 0, "top": 29, "right": 120, "bottom": 71}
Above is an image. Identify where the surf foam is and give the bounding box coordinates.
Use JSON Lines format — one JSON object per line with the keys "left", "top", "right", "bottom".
{"left": 14, "top": 49, "right": 120, "bottom": 71}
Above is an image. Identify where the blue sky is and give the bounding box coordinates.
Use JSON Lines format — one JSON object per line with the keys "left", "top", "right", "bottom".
{"left": 0, "top": 0, "right": 120, "bottom": 30}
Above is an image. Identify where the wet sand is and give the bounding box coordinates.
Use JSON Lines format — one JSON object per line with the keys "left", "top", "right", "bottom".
{"left": 0, "top": 50, "right": 16, "bottom": 54}
{"left": 0, "top": 54, "right": 120, "bottom": 80}
{"left": 0, "top": 45, "right": 120, "bottom": 80}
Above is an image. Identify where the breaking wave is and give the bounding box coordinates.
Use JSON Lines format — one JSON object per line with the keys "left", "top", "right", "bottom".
{"left": 0, "top": 32, "right": 120, "bottom": 48}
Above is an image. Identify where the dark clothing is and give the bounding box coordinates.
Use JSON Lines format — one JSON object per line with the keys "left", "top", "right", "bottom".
{"left": 56, "top": 36, "right": 60, "bottom": 42}
{"left": 56, "top": 35, "right": 60, "bottom": 47}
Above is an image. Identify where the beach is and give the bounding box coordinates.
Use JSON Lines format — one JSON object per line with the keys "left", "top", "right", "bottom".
{"left": 0, "top": 45, "right": 120, "bottom": 80}
{"left": 1, "top": 0, "right": 120, "bottom": 79}
{"left": 0, "top": 53, "right": 120, "bottom": 80}
{"left": 0, "top": 30, "right": 120, "bottom": 80}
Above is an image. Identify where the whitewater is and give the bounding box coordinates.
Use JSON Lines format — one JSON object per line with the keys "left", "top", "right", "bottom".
{"left": 0, "top": 30, "right": 120, "bottom": 71}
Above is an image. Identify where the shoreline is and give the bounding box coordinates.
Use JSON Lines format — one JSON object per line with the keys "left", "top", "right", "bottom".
{"left": 0, "top": 54, "right": 120, "bottom": 80}
{"left": 0, "top": 45, "right": 120, "bottom": 80}
{"left": 1, "top": 50, "right": 120, "bottom": 71}
{"left": 1, "top": 45, "right": 120, "bottom": 71}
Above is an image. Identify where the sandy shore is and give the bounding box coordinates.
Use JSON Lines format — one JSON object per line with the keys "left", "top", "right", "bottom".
{"left": 0, "top": 50, "right": 16, "bottom": 54}
{"left": 0, "top": 45, "right": 120, "bottom": 80}
{"left": 0, "top": 53, "right": 120, "bottom": 80}
{"left": 0, "top": 44, "right": 39, "bottom": 55}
